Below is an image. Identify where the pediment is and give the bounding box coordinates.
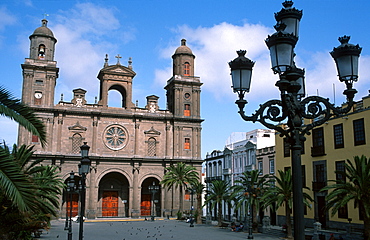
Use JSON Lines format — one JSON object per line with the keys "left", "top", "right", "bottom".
{"left": 144, "top": 126, "right": 161, "bottom": 136}
{"left": 100, "top": 65, "right": 136, "bottom": 76}
{"left": 245, "top": 141, "right": 256, "bottom": 149}
{"left": 68, "top": 121, "right": 87, "bottom": 131}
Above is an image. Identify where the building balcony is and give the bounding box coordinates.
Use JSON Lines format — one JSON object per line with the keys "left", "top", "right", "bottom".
{"left": 244, "top": 165, "right": 253, "bottom": 172}
{"left": 312, "top": 181, "right": 327, "bottom": 192}
{"left": 223, "top": 168, "right": 231, "bottom": 175}
{"left": 205, "top": 176, "right": 222, "bottom": 183}
{"left": 311, "top": 146, "right": 325, "bottom": 157}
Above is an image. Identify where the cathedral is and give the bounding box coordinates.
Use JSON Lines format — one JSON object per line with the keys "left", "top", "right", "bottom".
{"left": 18, "top": 19, "right": 203, "bottom": 218}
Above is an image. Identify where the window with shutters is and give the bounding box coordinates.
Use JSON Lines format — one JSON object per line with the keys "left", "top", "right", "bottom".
{"left": 184, "top": 138, "right": 190, "bottom": 149}
{"left": 72, "top": 133, "right": 82, "bottom": 154}
{"left": 147, "top": 137, "right": 157, "bottom": 157}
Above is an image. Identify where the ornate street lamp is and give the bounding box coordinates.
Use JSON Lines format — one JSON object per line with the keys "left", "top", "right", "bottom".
{"left": 330, "top": 35, "right": 362, "bottom": 87}
{"left": 229, "top": 50, "right": 255, "bottom": 98}
{"left": 148, "top": 181, "right": 159, "bottom": 221}
{"left": 78, "top": 142, "right": 90, "bottom": 240}
{"left": 229, "top": 1, "right": 361, "bottom": 240}
{"left": 274, "top": 0, "right": 302, "bottom": 38}
{"left": 67, "top": 171, "right": 76, "bottom": 240}
{"left": 265, "top": 23, "right": 298, "bottom": 74}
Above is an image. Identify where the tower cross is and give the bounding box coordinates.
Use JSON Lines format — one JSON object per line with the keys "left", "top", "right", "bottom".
{"left": 115, "top": 54, "right": 122, "bottom": 65}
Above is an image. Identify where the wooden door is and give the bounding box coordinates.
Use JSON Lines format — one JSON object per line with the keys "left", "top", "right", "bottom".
{"left": 102, "top": 191, "right": 118, "bottom": 217}
{"left": 140, "top": 194, "right": 151, "bottom": 216}
{"left": 66, "top": 193, "right": 79, "bottom": 217}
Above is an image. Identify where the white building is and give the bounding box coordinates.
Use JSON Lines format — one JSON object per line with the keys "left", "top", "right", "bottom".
{"left": 225, "top": 129, "right": 275, "bottom": 183}
{"left": 204, "top": 129, "right": 276, "bottom": 222}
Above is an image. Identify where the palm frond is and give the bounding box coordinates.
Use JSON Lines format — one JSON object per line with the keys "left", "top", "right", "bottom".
{"left": 0, "top": 87, "right": 47, "bottom": 147}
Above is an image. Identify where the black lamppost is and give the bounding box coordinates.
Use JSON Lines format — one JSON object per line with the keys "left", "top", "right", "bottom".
{"left": 67, "top": 171, "right": 76, "bottom": 240}
{"left": 78, "top": 142, "right": 90, "bottom": 240}
{"left": 148, "top": 181, "right": 159, "bottom": 221}
{"left": 64, "top": 188, "right": 69, "bottom": 231}
{"left": 229, "top": 2, "right": 361, "bottom": 240}
{"left": 188, "top": 186, "right": 195, "bottom": 227}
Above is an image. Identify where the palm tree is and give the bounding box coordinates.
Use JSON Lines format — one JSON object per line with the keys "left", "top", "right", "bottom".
{"left": 0, "top": 87, "right": 53, "bottom": 239}
{"left": 233, "top": 169, "right": 271, "bottom": 232}
{"left": 263, "top": 169, "right": 313, "bottom": 239}
{"left": 322, "top": 155, "right": 370, "bottom": 240}
{"left": 192, "top": 181, "right": 205, "bottom": 224}
{"left": 0, "top": 144, "right": 64, "bottom": 240}
{"left": 204, "top": 180, "right": 230, "bottom": 226}
{"left": 0, "top": 144, "right": 36, "bottom": 213}
{"left": 0, "top": 87, "right": 48, "bottom": 213}
{"left": 14, "top": 144, "right": 64, "bottom": 215}
{"left": 0, "top": 87, "right": 46, "bottom": 146}
{"left": 160, "top": 162, "right": 199, "bottom": 214}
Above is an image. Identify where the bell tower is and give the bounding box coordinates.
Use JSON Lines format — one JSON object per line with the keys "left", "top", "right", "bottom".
{"left": 21, "top": 19, "right": 59, "bottom": 107}
{"left": 165, "top": 39, "right": 202, "bottom": 118}
{"left": 97, "top": 55, "right": 136, "bottom": 109}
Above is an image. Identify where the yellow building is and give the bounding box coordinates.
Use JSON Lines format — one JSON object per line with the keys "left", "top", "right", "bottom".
{"left": 275, "top": 93, "right": 370, "bottom": 230}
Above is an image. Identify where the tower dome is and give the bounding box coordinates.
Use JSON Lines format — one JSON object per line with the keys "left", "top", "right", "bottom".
{"left": 172, "top": 39, "right": 195, "bottom": 76}
{"left": 30, "top": 19, "right": 56, "bottom": 41}
{"left": 29, "top": 19, "right": 57, "bottom": 61}
{"left": 174, "top": 39, "right": 193, "bottom": 56}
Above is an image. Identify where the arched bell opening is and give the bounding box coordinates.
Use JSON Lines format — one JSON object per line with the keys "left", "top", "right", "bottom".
{"left": 108, "top": 85, "right": 126, "bottom": 108}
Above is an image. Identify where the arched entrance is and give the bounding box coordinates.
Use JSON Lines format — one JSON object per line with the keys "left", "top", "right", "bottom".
{"left": 98, "top": 172, "right": 129, "bottom": 217}
{"left": 141, "top": 178, "right": 161, "bottom": 217}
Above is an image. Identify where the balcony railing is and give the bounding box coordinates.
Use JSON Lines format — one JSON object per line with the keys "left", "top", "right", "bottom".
{"left": 311, "top": 146, "right": 325, "bottom": 157}
{"left": 223, "top": 168, "right": 231, "bottom": 175}
{"left": 244, "top": 165, "right": 253, "bottom": 172}
{"left": 205, "top": 176, "right": 222, "bottom": 183}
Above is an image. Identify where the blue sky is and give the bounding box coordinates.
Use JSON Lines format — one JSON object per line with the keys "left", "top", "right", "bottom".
{"left": 1, "top": 0, "right": 370, "bottom": 157}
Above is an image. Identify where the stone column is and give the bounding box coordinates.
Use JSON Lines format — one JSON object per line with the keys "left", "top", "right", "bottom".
{"left": 131, "top": 165, "right": 140, "bottom": 217}
{"left": 165, "top": 124, "right": 171, "bottom": 158}
{"left": 86, "top": 164, "right": 97, "bottom": 219}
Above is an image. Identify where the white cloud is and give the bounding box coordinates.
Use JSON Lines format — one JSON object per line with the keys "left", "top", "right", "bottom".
{"left": 0, "top": 7, "right": 16, "bottom": 30}
{"left": 0, "top": 7, "right": 16, "bottom": 48}
{"left": 50, "top": 3, "right": 129, "bottom": 102}
{"left": 155, "top": 22, "right": 281, "bottom": 103}
{"left": 155, "top": 22, "right": 370, "bottom": 105}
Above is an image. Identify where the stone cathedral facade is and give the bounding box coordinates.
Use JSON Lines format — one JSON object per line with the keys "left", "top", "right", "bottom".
{"left": 18, "top": 19, "right": 203, "bottom": 218}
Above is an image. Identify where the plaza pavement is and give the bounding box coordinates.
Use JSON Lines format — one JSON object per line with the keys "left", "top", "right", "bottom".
{"left": 36, "top": 218, "right": 282, "bottom": 240}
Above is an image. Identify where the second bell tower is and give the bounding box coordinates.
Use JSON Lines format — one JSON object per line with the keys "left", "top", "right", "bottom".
{"left": 165, "top": 39, "right": 202, "bottom": 118}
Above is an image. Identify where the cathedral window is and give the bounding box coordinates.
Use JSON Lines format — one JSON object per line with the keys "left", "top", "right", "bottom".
{"left": 38, "top": 44, "right": 45, "bottom": 59}
{"left": 103, "top": 125, "right": 128, "bottom": 150}
{"left": 184, "top": 62, "right": 190, "bottom": 76}
{"left": 184, "top": 138, "right": 191, "bottom": 150}
{"left": 184, "top": 104, "right": 191, "bottom": 116}
{"left": 147, "top": 137, "right": 157, "bottom": 157}
{"left": 72, "top": 133, "right": 83, "bottom": 154}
